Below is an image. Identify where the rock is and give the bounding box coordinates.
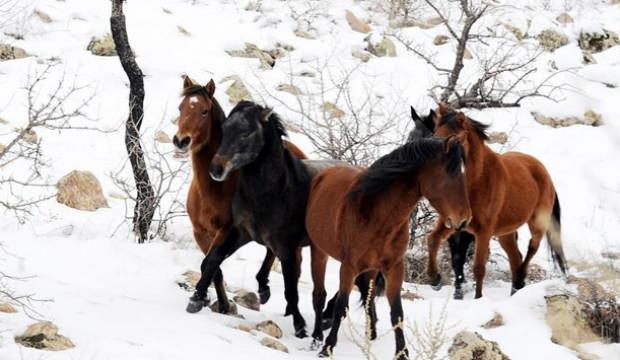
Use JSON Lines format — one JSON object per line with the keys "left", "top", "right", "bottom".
{"left": 210, "top": 300, "right": 238, "bottom": 315}
{"left": 448, "top": 331, "right": 509, "bottom": 360}
{"left": 154, "top": 130, "right": 172, "bottom": 143}
{"left": 162, "top": 8, "right": 172, "bottom": 14}
{"left": 614, "top": 0, "right": 620, "bottom": 4}
{"left": 352, "top": 50, "right": 371, "bottom": 62}
{"left": 538, "top": 29, "right": 568, "bottom": 51}
{"left": 233, "top": 289, "right": 260, "bottom": 311}
{"left": 487, "top": 131, "right": 508, "bottom": 145}
{"left": 294, "top": 30, "right": 315, "bottom": 39}
{"left": 602, "top": 251, "right": 620, "bottom": 260}
{"left": 503, "top": 23, "right": 525, "bottom": 41}
{"left": 295, "top": 70, "right": 315, "bottom": 77}
{"left": 0, "top": 43, "right": 29, "bottom": 61}
{"left": 532, "top": 111, "right": 603, "bottom": 127}
{"left": 366, "top": 36, "right": 396, "bottom": 57}
{"left": 527, "top": 263, "right": 549, "bottom": 283}
{"left": 15, "top": 321, "right": 75, "bottom": 351}
{"left": 56, "top": 170, "right": 109, "bottom": 211}
{"left": 87, "top": 34, "right": 117, "bottom": 56}
{"left": 482, "top": 312, "right": 504, "bottom": 329}
{"left": 433, "top": 35, "right": 450, "bottom": 46}
{"left": 256, "top": 320, "right": 283, "bottom": 339}
{"left": 579, "top": 29, "right": 620, "bottom": 53}
{"left": 275, "top": 84, "right": 302, "bottom": 95}
{"left": 177, "top": 270, "right": 201, "bottom": 291}
{"left": 260, "top": 337, "right": 288, "bottom": 353}
{"left": 556, "top": 12, "right": 573, "bottom": 24}
{"left": 177, "top": 26, "right": 191, "bottom": 36}
{"left": 545, "top": 294, "right": 600, "bottom": 348}
{"left": 0, "top": 116, "right": 7, "bottom": 124}
{"left": 583, "top": 51, "right": 597, "bottom": 64}
{"left": 401, "top": 290, "right": 423, "bottom": 301}
{"left": 235, "top": 323, "right": 254, "bottom": 333}
{"left": 463, "top": 48, "right": 473, "bottom": 59}
{"left": 226, "top": 43, "right": 275, "bottom": 69}
{"left": 322, "top": 102, "right": 345, "bottom": 119}
{"left": 391, "top": 17, "right": 443, "bottom": 29}
{"left": 0, "top": 144, "right": 5, "bottom": 154}
{"left": 33, "top": 9, "right": 53, "bottom": 23}
{"left": 22, "top": 129, "right": 38, "bottom": 144}
{"left": 221, "top": 75, "right": 253, "bottom": 104}
{"left": 0, "top": 303, "right": 17, "bottom": 313}
{"left": 345, "top": 10, "right": 371, "bottom": 33}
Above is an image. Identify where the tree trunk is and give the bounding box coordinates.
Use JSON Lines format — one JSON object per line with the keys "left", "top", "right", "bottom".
{"left": 110, "top": 0, "right": 155, "bottom": 243}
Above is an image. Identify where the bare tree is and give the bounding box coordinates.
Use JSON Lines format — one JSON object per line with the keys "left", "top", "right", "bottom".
{"left": 391, "top": 0, "right": 562, "bottom": 109}
{"left": 110, "top": 0, "right": 156, "bottom": 243}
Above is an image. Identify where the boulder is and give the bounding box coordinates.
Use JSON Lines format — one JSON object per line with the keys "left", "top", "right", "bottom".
{"left": 226, "top": 43, "right": 275, "bottom": 69}
{"left": 87, "top": 34, "right": 117, "bottom": 56}
{"left": 0, "top": 43, "right": 29, "bottom": 61}
{"left": 448, "top": 331, "right": 509, "bottom": 360}
{"left": 579, "top": 29, "right": 620, "bottom": 53}
{"left": 556, "top": 13, "right": 573, "bottom": 25}
{"left": 256, "top": 320, "right": 283, "bottom": 339}
{"left": 482, "top": 312, "right": 504, "bottom": 329}
{"left": 233, "top": 289, "right": 260, "bottom": 311}
{"left": 537, "top": 29, "right": 568, "bottom": 52}
{"left": 545, "top": 295, "right": 600, "bottom": 347}
{"left": 260, "top": 337, "right": 288, "bottom": 353}
{"left": 56, "top": 170, "right": 109, "bottom": 211}
{"left": 221, "top": 75, "right": 253, "bottom": 104}
{"left": 15, "top": 321, "right": 75, "bottom": 351}
{"left": 0, "top": 302, "right": 17, "bottom": 313}
{"left": 345, "top": 10, "right": 372, "bottom": 33}
{"left": 433, "top": 35, "right": 450, "bottom": 46}
{"left": 209, "top": 299, "right": 238, "bottom": 315}
{"left": 366, "top": 36, "right": 396, "bottom": 57}
{"left": 352, "top": 50, "right": 371, "bottom": 62}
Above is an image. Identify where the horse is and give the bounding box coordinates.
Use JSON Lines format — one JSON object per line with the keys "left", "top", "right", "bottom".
{"left": 427, "top": 104, "right": 568, "bottom": 299}
{"left": 193, "top": 101, "right": 312, "bottom": 338}
{"left": 173, "top": 76, "right": 307, "bottom": 313}
{"left": 409, "top": 106, "right": 476, "bottom": 300}
{"left": 306, "top": 136, "right": 472, "bottom": 358}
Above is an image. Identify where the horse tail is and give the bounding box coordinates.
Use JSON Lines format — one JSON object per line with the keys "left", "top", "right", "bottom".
{"left": 355, "top": 272, "right": 385, "bottom": 304}
{"left": 546, "top": 191, "right": 568, "bottom": 275}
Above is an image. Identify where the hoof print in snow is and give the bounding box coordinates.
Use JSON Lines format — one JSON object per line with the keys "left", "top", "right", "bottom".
{"left": 0, "top": 302, "right": 18, "bottom": 313}
{"left": 233, "top": 289, "right": 260, "bottom": 311}
{"left": 256, "top": 320, "right": 283, "bottom": 339}
{"left": 345, "top": 10, "right": 371, "bottom": 34}
{"left": 260, "top": 337, "right": 288, "bottom": 353}
{"left": 482, "top": 312, "right": 504, "bottom": 329}
{"left": 15, "top": 321, "right": 75, "bottom": 351}
{"left": 448, "top": 331, "right": 509, "bottom": 360}
{"left": 87, "top": 34, "right": 117, "bottom": 56}
{"left": 56, "top": 170, "right": 109, "bottom": 211}
{"left": 209, "top": 299, "right": 238, "bottom": 315}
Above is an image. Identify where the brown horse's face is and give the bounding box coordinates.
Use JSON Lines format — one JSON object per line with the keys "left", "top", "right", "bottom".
{"left": 173, "top": 76, "right": 217, "bottom": 153}
{"left": 420, "top": 137, "right": 471, "bottom": 230}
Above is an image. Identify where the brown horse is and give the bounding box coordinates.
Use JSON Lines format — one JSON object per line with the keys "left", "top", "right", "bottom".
{"left": 174, "top": 76, "right": 307, "bottom": 313}
{"left": 306, "top": 137, "right": 471, "bottom": 358}
{"left": 427, "top": 104, "right": 568, "bottom": 299}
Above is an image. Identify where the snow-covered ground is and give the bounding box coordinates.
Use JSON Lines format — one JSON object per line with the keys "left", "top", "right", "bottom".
{"left": 1, "top": 0, "right": 619, "bottom": 359}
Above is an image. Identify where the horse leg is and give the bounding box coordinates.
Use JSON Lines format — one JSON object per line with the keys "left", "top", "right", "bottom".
{"left": 427, "top": 219, "right": 452, "bottom": 290}
{"left": 472, "top": 232, "right": 492, "bottom": 299}
{"left": 187, "top": 228, "right": 249, "bottom": 313}
{"left": 449, "top": 232, "right": 474, "bottom": 300}
{"left": 514, "top": 223, "right": 545, "bottom": 293}
{"left": 280, "top": 248, "right": 307, "bottom": 338}
{"left": 357, "top": 271, "right": 378, "bottom": 340}
{"left": 310, "top": 244, "right": 328, "bottom": 349}
{"left": 384, "top": 261, "right": 408, "bottom": 360}
{"left": 321, "top": 293, "right": 337, "bottom": 330}
{"left": 255, "top": 248, "right": 276, "bottom": 304}
{"left": 497, "top": 232, "right": 523, "bottom": 295}
{"left": 319, "top": 263, "right": 356, "bottom": 358}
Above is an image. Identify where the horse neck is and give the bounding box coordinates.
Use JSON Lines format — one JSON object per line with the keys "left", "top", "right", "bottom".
{"left": 190, "top": 116, "right": 224, "bottom": 195}
{"left": 361, "top": 176, "right": 422, "bottom": 223}
{"left": 240, "top": 130, "right": 290, "bottom": 195}
{"left": 465, "top": 134, "right": 497, "bottom": 184}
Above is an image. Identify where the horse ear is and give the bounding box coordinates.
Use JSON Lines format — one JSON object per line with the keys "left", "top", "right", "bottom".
{"left": 183, "top": 75, "right": 195, "bottom": 89}
{"left": 261, "top": 107, "right": 273, "bottom": 123}
{"left": 205, "top": 79, "right": 215, "bottom": 97}
{"left": 410, "top": 106, "right": 421, "bottom": 122}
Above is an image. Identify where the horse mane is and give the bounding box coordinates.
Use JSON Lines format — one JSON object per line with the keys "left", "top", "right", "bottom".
{"left": 440, "top": 110, "right": 490, "bottom": 141}
{"left": 349, "top": 137, "right": 465, "bottom": 199}
{"left": 233, "top": 100, "right": 288, "bottom": 139}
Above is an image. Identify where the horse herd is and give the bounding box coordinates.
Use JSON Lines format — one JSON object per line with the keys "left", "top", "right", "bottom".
{"left": 172, "top": 76, "right": 568, "bottom": 358}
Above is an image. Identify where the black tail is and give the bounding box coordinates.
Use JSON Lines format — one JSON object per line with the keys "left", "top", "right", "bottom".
{"left": 547, "top": 191, "right": 568, "bottom": 275}
{"left": 356, "top": 272, "right": 385, "bottom": 304}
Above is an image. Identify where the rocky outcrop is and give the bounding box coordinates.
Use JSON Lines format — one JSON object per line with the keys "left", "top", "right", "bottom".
{"left": 448, "top": 331, "right": 510, "bottom": 360}
{"left": 56, "top": 170, "right": 109, "bottom": 211}
{"left": 15, "top": 321, "right": 75, "bottom": 351}
{"left": 578, "top": 29, "right": 620, "bottom": 53}
{"left": 537, "top": 29, "right": 568, "bottom": 51}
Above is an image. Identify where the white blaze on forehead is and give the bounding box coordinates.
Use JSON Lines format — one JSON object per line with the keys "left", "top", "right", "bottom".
{"left": 189, "top": 96, "right": 199, "bottom": 108}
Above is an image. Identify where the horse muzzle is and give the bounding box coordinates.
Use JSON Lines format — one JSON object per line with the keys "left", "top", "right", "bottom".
{"left": 173, "top": 134, "right": 191, "bottom": 152}
{"left": 209, "top": 156, "right": 233, "bottom": 182}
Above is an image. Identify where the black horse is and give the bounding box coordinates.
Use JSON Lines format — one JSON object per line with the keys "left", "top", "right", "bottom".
{"left": 190, "top": 101, "right": 312, "bottom": 338}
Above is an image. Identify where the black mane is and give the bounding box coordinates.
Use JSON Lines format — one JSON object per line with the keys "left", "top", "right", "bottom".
{"left": 232, "top": 100, "right": 288, "bottom": 139}
{"left": 349, "top": 137, "right": 465, "bottom": 199}
{"left": 440, "top": 110, "right": 489, "bottom": 141}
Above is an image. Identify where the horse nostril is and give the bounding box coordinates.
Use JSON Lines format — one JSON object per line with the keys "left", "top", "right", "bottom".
{"left": 180, "top": 136, "right": 190, "bottom": 148}
{"left": 209, "top": 164, "right": 223, "bottom": 179}
{"left": 173, "top": 135, "right": 191, "bottom": 150}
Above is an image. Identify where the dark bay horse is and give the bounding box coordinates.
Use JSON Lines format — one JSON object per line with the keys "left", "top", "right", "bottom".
{"left": 306, "top": 137, "right": 471, "bottom": 358}
{"left": 195, "top": 101, "right": 312, "bottom": 338}
{"left": 427, "top": 104, "right": 568, "bottom": 299}
{"left": 174, "top": 77, "right": 306, "bottom": 313}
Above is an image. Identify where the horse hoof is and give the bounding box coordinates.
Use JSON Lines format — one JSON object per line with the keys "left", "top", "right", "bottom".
{"left": 429, "top": 274, "right": 442, "bottom": 291}
{"left": 370, "top": 330, "right": 377, "bottom": 341}
{"left": 258, "top": 287, "right": 271, "bottom": 305}
{"left": 318, "top": 346, "right": 332, "bottom": 358}
{"left": 511, "top": 287, "right": 519, "bottom": 295}
{"left": 310, "top": 338, "right": 323, "bottom": 351}
{"left": 295, "top": 327, "right": 307, "bottom": 339}
{"left": 454, "top": 288, "right": 464, "bottom": 300}
{"left": 321, "top": 318, "right": 333, "bottom": 331}
{"left": 186, "top": 298, "right": 207, "bottom": 313}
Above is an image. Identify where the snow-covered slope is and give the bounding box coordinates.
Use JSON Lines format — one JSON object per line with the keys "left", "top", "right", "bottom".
{"left": 1, "top": 0, "right": 619, "bottom": 359}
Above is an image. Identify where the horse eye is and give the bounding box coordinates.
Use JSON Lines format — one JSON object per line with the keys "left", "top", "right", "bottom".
{"left": 201, "top": 110, "right": 208, "bottom": 116}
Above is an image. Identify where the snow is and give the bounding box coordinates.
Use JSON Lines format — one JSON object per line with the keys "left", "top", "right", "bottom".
{"left": 1, "top": 0, "right": 619, "bottom": 359}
